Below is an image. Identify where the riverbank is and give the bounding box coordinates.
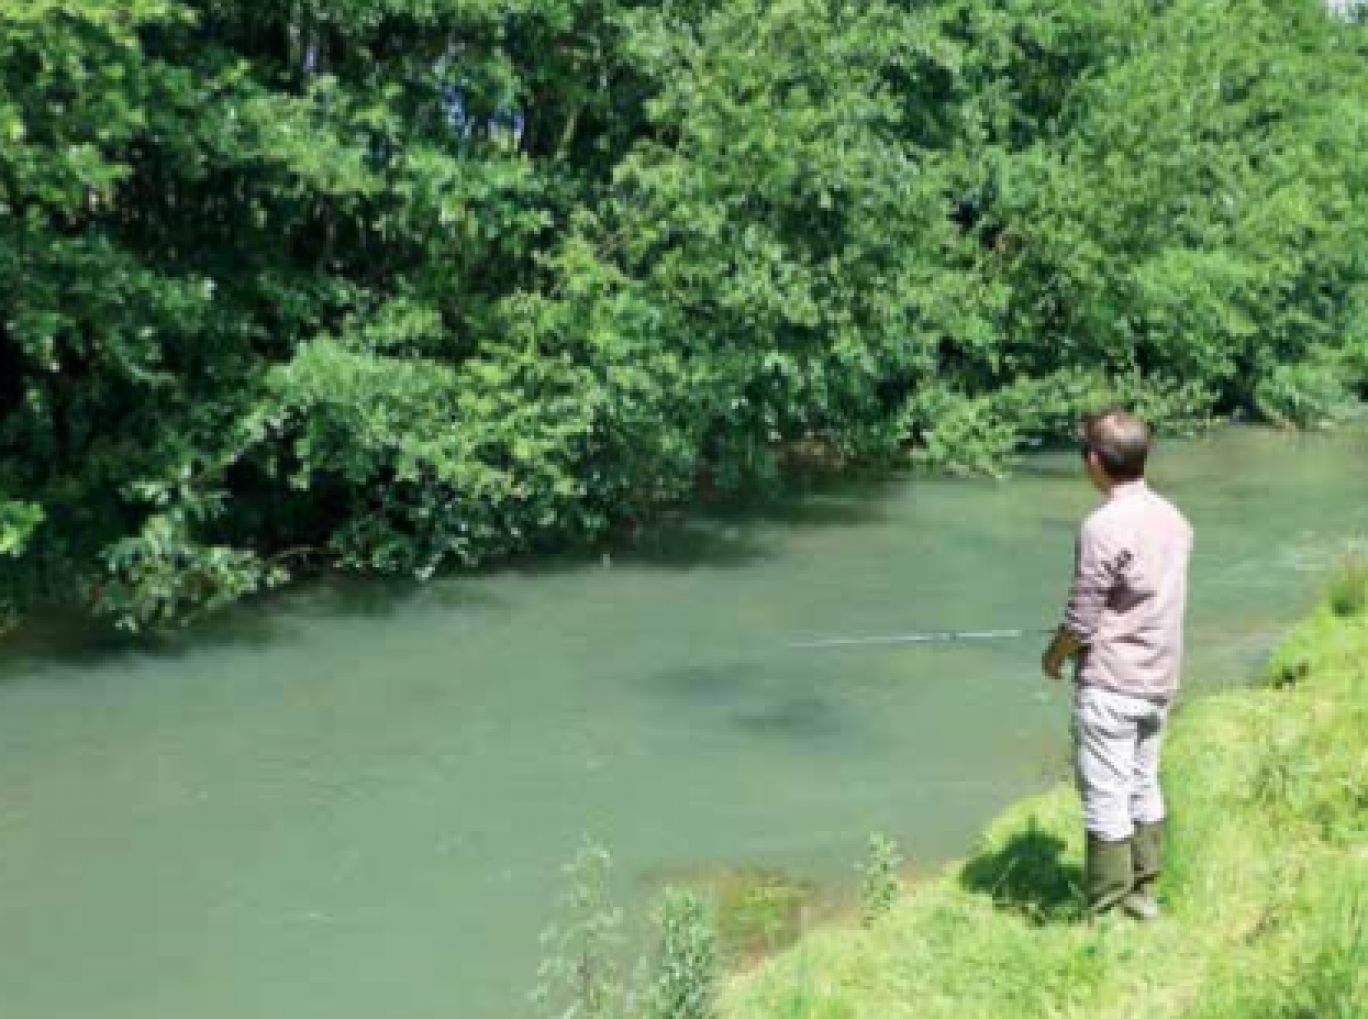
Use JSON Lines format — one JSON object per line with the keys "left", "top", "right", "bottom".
{"left": 724, "top": 597, "right": 1368, "bottom": 1019}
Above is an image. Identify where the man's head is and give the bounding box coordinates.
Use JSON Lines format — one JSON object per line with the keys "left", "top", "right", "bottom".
{"left": 1080, "top": 410, "right": 1151, "bottom": 491}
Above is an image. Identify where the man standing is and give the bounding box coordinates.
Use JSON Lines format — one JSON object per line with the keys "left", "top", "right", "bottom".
{"left": 1041, "top": 410, "right": 1193, "bottom": 921}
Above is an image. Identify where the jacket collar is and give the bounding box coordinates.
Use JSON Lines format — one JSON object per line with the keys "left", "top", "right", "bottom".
{"left": 1108, "top": 478, "right": 1149, "bottom": 502}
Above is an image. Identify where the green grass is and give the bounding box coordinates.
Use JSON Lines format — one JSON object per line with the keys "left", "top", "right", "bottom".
{"left": 724, "top": 606, "right": 1368, "bottom": 1019}
{"left": 709, "top": 867, "right": 818, "bottom": 962}
{"left": 1327, "top": 555, "right": 1368, "bottom": 619}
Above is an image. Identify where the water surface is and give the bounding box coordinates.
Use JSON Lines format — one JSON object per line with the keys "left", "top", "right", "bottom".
{"left": 1, "top": 425, "right": 1364, "bottom": 1019}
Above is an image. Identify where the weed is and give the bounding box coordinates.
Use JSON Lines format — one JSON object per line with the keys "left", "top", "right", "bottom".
{"left": 1327, "top": 555, "right": 1368, "bottom": 617}
{"left": 651, "top": 888, "right": 717, "bottom": 1019}
{"left": 533, "top": 841, "right": 630, "bottom": 1019}
{"left": 856, "top": 833, "right": 903, "bottom": 927}
{"left": 712, "top": 868, "right": 814, "bottom": 959}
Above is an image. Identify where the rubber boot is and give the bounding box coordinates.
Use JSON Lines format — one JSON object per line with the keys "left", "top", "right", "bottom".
{"left": 1124, "top": 820, "right": 1164, "bottom": 922}
{"left": 1085, "top": 834, "right": 1134, "bottom": 920}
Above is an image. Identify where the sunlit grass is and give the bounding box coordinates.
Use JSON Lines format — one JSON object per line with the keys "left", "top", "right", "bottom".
{"left": 724, "top": 604, "right": 1368, "bottom": 1019}
{"left": 1327, "top": 554, "right": 1368, "bottom": 618}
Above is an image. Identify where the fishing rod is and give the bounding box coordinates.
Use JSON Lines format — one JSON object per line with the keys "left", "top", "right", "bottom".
{"left": 788, "top": 627, "right": 1056, "bottom": 651}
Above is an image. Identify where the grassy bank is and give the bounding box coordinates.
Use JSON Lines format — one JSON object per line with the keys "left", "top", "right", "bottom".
{"left": 724, "top": 603, "right": 1368, "bottom": 1019}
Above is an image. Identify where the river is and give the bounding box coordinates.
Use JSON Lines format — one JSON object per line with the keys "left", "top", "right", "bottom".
{"left": 0, "top": 425, "right": 1364, "bottom": 1019}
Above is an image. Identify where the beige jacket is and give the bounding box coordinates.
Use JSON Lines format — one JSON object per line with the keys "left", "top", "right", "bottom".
{"left": 1062, "top": 480, "right": 1193, "bottom": 701}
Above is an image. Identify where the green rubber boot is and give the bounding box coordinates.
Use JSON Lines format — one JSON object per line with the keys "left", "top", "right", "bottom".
{"left": 1086, "top": 835, "right": 1134, "bottom": 920}
{"left": 1124, "top": 820, "right": 1164, "bottom": 922}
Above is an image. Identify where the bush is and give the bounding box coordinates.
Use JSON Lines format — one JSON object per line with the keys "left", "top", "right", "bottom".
{"left": 5, "top": 0, "right": 1368, "bottom": 625}
{"left": 1254, "top": 360, "right": 1357, "bottom": 430}
{"left": 857, "top": 833, "right": 904, "bottom": 927}
{"left": 651, "top": 889, "right": 717, "bottom": 1019}
{"left": 1326, "top": 556, "right": 1368, "bottom": 618}
{"left": 903, "top": 390, "right": 1020, "bottom": 477}
{"left": 532, "top": 843, "right": 629, "bottom": 1019}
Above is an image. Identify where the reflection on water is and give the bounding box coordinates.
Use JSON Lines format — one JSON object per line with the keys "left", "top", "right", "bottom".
{"left": 0, "top": 425, "right": 1365, "bottom": 1019}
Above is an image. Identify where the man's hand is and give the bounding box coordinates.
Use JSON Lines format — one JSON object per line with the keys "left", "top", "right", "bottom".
{"left": 1041, "top": 627, "right": 1083, "bottom": 682}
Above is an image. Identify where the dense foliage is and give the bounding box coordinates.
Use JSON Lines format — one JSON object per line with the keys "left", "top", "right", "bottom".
{"left": 2, "top": 0, "right": 1367, "bottom": 627}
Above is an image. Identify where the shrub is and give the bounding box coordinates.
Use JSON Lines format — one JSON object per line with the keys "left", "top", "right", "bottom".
{"left": 651, "top": 889, "right": 717, "bottom": 1019}
{"left": 6, "top": 0, "right": 1368, "bottom": 627}
{"left": 532, "top": 842, "right": 630, "bottom": 1019}
{"left": 857, "top": 833, "right": 904, "bottom": 927}
{"left": 1327, "top": 556, "right": 1368, "bottom": 618}
{"left": 1254, "top": 360, "right": 1356, "bottom": 430}
{"left": 903, "top": 390, "right": 1020, "bottom": 477}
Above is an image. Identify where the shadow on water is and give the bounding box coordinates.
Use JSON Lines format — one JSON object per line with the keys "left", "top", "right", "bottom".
{"left": 650, "top": 662, "right": 755, "bottom": 705}
{"left": 731, "top": 691, "right": 849, "bottom": 743}
{"left": 0, "top": 574, "right": 503, "bottom": 681}
{"left": 647, "top": 658, "right": 871, "bottom": 752}
{"left": 959, "top": 822, "right": 1083, "bottom": 925}
{"left": 0, "top": 614, "right": 170, "bottom": 677}
{"left": 286, "top": 571, "right": 503, "bottom": 620}
{"left": 614, "top": 517, "right": 773, "bottom": 571}
{"left": 0, "top": 469, "right": 908, "bottom": 677}
{"left": 708, "top": 472, "right": 901, "bottom": 532}
{"left": 0, "top": 609, "right": 284, "bottom": 683}
{"left": 509, "top": 470, "right": 906, "bottom": 575}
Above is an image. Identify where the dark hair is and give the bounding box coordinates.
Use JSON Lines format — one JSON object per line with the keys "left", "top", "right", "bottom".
{"left": 1081, "top": 410, "right": 1151, "bottom": 481}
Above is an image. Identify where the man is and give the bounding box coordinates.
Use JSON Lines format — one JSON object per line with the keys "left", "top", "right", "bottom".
{"left": 1041, "top": 410, "right": 1193, "bottom": 921}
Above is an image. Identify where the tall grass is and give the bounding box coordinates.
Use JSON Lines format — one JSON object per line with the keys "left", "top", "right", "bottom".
{"left": 651, "top": 890, "right": 718, "bottom": 1019}
{"left": 856, "top": 834, "right": 903, "bottom": 928}
{"left": 1327, "top": 554, "right": 1368, "bottom": 618}
{"left": 532, "top": 845, "right": 725, "bottom": 1019}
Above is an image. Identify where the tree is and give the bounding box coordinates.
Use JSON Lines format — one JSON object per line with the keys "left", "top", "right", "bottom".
{"left": 2, "top": 0, "right": 1365, "bottom": 628}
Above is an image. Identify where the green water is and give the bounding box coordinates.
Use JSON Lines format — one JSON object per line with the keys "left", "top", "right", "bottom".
{"left": 1, "top": 425, "right": 1365, "bottom": 1019}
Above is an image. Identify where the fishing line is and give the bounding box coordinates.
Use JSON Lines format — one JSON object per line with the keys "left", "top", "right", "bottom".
{"left": 788, "top": 628, "right": 1056, "bottom": 651}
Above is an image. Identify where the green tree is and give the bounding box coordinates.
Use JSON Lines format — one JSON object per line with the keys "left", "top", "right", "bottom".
{"left": 2, "top": 0, "right": 1365, "bottom": 628}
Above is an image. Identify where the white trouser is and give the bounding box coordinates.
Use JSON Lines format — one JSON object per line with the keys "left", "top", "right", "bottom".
{"left": 1072, "top": 684, "right": 1170, "bottom": 842}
